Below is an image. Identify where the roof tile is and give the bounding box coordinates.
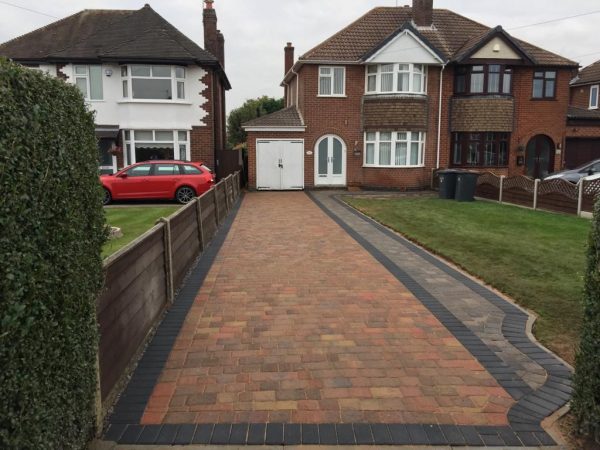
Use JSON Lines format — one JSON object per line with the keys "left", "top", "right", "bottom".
{"left": 243, "top": 106, "right": 304, "bottom": 128}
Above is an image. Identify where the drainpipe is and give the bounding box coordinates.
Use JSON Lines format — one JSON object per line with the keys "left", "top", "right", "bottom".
{"left": 291, "top": 66, "right": 300, "bottom": 105}
{"left": 436, "top": 63, "right": 447, "bottom": 169}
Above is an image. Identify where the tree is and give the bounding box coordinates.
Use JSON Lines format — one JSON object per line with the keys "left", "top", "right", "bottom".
{"left": 572, "top": 198, "right": 600, "bottom": 443}
{"left": 227, "top": 96, "right": 284, "bottom": 148}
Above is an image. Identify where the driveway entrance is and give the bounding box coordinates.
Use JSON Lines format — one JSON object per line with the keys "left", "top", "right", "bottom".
{"left": 104, "top": 191, "right": 571, "bottom": 447}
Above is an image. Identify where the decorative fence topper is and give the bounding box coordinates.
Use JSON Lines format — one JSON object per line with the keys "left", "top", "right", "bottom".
{"left": 474, "top": 171, "right": 598, "bottom": 216}
{"left": 96, "top": 172, "right": 242, "bottom": 420}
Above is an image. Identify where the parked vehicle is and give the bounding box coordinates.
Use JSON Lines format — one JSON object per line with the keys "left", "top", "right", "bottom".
{"left": 544, "top": 158, "right": 600, "bottom": 183}
{"left": 101, "top": 160, "right": 214, "bottom": 205}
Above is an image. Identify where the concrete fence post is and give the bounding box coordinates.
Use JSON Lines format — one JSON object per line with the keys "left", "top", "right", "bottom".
{"left": 196, "top": 197, "right": 205, "bottom": 251}
{"left": 578, "top": 180, "right": 584, "bottom": 217}
{"left": 214, "top": 186, "right": 220, "bottom": 227}
{"left": 533, "top": 179, "right": 540, "bottom": 210}
{"left": 499, "top": 175, "right": 505, "bottom": 204}
{"left": 158, "top": 218, "right": 174, "bottom": 304}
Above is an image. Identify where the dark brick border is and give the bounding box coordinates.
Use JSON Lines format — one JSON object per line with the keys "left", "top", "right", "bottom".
{"left": 102, "top": 192, "right": 570, "bottom": 446}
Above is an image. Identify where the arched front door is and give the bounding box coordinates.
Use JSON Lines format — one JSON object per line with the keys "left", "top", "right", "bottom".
{"left": 315, "top": 135, "right": 346, "bottom": 186}
{"left": 526, "top": 135, "right": 555, "bottom": 179}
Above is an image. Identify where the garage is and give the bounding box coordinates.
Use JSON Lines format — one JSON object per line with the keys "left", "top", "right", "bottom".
{"left": 256, "top": 140, "right": 304, "bottom": 190}
{"left": 565, "top": 138, "right": 600, "bottom": 169}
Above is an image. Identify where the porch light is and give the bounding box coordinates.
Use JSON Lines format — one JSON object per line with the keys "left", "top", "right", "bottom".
{"left": 105, "top": 69, "right": 113, "bottom": 77}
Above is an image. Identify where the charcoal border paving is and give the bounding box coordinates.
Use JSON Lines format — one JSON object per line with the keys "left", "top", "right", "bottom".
{"left": 103, "top": 192, "right": 571, "bottom": 446}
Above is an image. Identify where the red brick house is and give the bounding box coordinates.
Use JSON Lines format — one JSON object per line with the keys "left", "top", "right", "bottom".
{"left": 0, "top": 1, "right": 231, "bottom": 177}
{"left": 244, "top": 0, "right": 577, "bottom": 190}
{"left": 566, "top": 60, "right": 600, "bottom": 169}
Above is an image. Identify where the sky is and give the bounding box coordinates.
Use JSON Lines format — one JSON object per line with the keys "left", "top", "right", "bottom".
{"left": 1, "top": 0, "right": 599, "bottom": 113}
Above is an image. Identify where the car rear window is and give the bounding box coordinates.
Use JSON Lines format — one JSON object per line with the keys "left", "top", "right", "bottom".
{"left": 201, "top": 165, "right": 213, "bottom": 173}
{"left": 182, "top": 165, "right": 203, "bottom": 175}
{"left": 154, "top": 164, "right": 179, "bottom": 175}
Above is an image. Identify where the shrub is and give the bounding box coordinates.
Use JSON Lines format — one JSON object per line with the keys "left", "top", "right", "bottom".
{"left": 572, "top": 198, "right": 600, "bottom": 443}
{"left": 0, "top": 58, "right": 106, "bottom": 449}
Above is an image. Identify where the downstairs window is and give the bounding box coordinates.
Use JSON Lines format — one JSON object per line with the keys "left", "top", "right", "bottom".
{"left": 451, "top": 132, "right": 510, "bottom": 167}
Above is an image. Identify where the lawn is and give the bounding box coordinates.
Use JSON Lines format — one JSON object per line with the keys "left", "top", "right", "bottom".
{"left": 103, "top": 206, "right": 180, "bottom": 258}
{"left": 345, "top": 196, "right": 590, "bottom": 364}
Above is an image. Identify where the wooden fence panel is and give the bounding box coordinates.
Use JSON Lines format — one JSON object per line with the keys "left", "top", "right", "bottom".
{"left": 537, "top": 192, "right": 578, "bottom": 215}
{"left": 475, "top": 183, "right": 500, "bottom": 201}
{"left": 170, "top": 203, "right": 201, "bottom": 288}
{"left": 200, "top": 192, "right": 217, "bottom": 242}
{"left": 97, "top": 225, "right": 167, "bottom": 400}
{"left": 216, "top": 183, "right": 228, "bottom": 222}
{"left": 502, "top": 188, "right": 534, "bottom": 207}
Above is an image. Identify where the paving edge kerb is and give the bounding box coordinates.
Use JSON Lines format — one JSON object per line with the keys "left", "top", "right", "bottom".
{"left": 100, "top": 192, "right": 572, "bottom": 447}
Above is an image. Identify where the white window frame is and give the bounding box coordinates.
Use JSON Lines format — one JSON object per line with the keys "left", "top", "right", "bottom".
{"left": 364, "top": 63, "right": 428, "bottom": 95}
{"left": 123, "top": 130, "right": 190, "bottom": 166}
{"left": 590, "top": 85, "right": 599, "bottom": 110}
{"left": 318, "top": 66, "right": 346, "bottom": 97}
{"left": 121, "top": 65, "right": 186, "bottom": 101}
{"left": 364, "top": 131, "right": 426, "bottom": 168}
{"left": 74, "top": 65, "right": 103, "bottom": 100}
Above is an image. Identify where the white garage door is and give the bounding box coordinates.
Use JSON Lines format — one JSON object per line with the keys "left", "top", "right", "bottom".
{"left": 257, "top": 140, "right": 304, "bottom": 190}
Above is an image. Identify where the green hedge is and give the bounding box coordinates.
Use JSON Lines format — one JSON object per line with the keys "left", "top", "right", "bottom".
{"left": 573, "top": 198, "right": 600, "bottom": 443}
{"left": 0, "top": 59, "right": 106, "bottom": 449}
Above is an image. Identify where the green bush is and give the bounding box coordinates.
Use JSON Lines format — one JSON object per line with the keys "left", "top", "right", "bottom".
{"left": 572, "top": 198, "right": 600, "bottom": 443}
{"left": 0, "top": 58, "right": 106, "bottom": 449}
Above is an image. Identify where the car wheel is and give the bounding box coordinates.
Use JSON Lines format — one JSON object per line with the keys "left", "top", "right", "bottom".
{"left": 103, "top": 188, "right": 112, "bottom": 206}
{"left": 176, "top": 186, "right": 196, "bottom": 204}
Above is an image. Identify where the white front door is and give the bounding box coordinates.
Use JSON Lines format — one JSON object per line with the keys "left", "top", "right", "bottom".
{"left": 315, "top": 136, "right": 346, "bottom": 186}
{"left": 256, "top": 140, "right": 304, "bottom": 190}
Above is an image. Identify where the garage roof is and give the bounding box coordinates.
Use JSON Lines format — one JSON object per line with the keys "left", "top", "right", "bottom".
{"left": 242, "top": 106, "right": 305, "bottom": 129}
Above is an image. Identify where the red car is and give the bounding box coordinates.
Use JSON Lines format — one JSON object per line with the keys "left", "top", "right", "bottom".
{"left": 101, "top": 160, "right": 214, "bottom": 205}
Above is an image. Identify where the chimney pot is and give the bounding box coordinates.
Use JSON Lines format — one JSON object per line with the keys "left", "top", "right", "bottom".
{"left": 413, "top": 0, "right": 433, "bottom": 27}
{"left": 204, "top": 0, "right": 214, "bottom": 9}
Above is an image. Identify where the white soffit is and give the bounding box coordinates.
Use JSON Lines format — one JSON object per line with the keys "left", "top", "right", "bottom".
{"left": 471, "top": 37, "right": 521, "bottom": 60}
{"left": 366, "top": 31, "right": 443, "bottom": 64}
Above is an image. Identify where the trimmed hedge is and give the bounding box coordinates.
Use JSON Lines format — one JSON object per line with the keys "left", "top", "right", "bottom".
{"left": 572, "top": 198, "right": 600, "bottom": 443}
{"left": 0, "top": 59, "right": 106, "bottom": 448}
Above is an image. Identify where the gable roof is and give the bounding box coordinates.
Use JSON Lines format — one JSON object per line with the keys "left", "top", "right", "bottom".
{"left": 242, "top": 106, "right": 305, "bottom": 129}
{"left": 0, "top": 4, "right": 230, "bottom": 88}
{"left": 571, "top": 60, "right": 600, "bottom": 86}
{"left": 297, "top": 6, "right": 577, "bottom": 68}
{"left": 452, "top": 26, "right": 535, "bottom": 64}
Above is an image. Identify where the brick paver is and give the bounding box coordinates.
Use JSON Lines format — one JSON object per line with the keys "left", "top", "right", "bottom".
{"left": 140, "top": 192, "right": 514, "bottom": 426}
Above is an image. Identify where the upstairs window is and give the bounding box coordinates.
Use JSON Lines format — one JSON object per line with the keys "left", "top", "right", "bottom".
{"left": 122, "top": 65, "right": 186, "bottom": 101}
{"left": 319, "top": 66, "right": 345, "bottom": 96}
{"left": 532, "top": 70, "right": 556, "bottom": 99}
{"left": 365, "top": 63, "right": 427, "bottom": 95}
{"left": 74, "top": 65, "right": 103, "bottom": 100}
{"left": 454, "top": 65, "right": 512, "bottom": 95}
{"left": 590, "top": 85, "right": 599, "bottom": 109}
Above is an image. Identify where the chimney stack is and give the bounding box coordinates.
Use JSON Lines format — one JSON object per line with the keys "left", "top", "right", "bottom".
{"left": 203, "top": 0, "right": 219, "bottom": 61}
{"left": 413, "top": 0, "right": 433, "bottom": 27}
{"left": 217, "top": 30, "right": 225, "bottom": 68}
{"left": 284, "top": 42, "right": 294, "bottom": 75}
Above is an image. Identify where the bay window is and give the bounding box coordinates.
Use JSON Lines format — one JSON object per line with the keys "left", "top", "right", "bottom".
{"left": 318, "top": 66, "right": 345, "bottom": 96}
{"left": 454, "top": 65, "right": 512, "bottom": 95}
{"left": 121, "top": 65, "right": 186, "bottom": 100}
{"left": 365, "top": 63, "right": 427, "bottom": 95}
{"left": 123, "top": 130, "right": 190, "bottom": 165}
{"left": 365, "top": 131, "right": 425, "bottom": 167}
{"left": 451, "top": 132, "right": 510, "bottom": 167}
{"left": 74, "top": 65, "right": 103, "bottom": 100}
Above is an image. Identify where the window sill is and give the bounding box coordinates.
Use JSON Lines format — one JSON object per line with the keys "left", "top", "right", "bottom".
{"left": 117, "top": 100, "right": 192, "bottom": 105}
{"left": 364, "top": 92, "right": 427, "bottom": 98}
{"left": 450, "top": 165, "right": 509, "bottom": 169}
{"left": 317, "top": 95, "right": 347, "bottom": 98}
{"left": 589, "top": 106, "right": 599, "bottom": 110}
{"left": 363, "top": 165, "right": 426, "bottom": 169}
{"left": 530, "top": 97, "right": 557, "bottom": 101}
{"left": 452, "top": 94, "right": 513, "bottom": 98}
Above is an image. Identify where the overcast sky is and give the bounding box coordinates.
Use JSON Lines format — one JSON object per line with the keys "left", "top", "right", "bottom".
{"left": 1, "top": 0, "right": 599, "bottom": 113}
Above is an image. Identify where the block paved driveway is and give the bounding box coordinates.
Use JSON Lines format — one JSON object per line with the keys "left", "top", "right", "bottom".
{"left": 105, "top": 191, "right": 572, "bottom": 447}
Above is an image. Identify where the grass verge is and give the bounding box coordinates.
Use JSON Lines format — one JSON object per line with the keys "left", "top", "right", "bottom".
{"left": 103, "top": 206, "right": 180, "bottom": 258}
{"left": 345, "top": 196, "right": 589, "bottom": 364}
